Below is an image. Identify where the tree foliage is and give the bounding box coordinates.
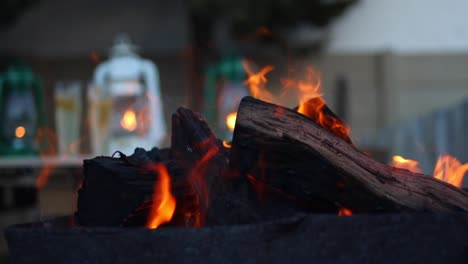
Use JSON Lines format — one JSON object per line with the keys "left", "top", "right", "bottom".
{"left": 190, "top": 0, "right": 358, "bottom": 36}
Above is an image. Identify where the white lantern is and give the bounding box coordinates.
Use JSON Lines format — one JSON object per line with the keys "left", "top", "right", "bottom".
{"left": 89, "top": 34, "right": 166, "bottom": 155}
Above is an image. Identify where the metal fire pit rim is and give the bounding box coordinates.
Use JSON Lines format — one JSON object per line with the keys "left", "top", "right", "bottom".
{"left": 5, "top": 212, "right": 467, "bottom": 233}
{"left": 5, "top": 213, "right": 468, "bottom": 264}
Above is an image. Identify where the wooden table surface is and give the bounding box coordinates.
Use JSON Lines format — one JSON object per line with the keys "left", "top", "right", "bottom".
{"left": 0, "top": 155, "right": 93, "bottom": 169}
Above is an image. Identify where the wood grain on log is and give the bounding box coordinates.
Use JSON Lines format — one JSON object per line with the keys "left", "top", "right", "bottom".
{"left": 230, "top": 96, "right": 468, "bottom": 213}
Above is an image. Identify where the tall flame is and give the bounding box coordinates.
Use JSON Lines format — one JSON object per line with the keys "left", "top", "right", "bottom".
{"left": 433, "top": 154, "right": 468, "bottom": 188}
{"left": 121, "top": 109, "right": 137, "bottom": 132}
{"left": 242, "top": 62, "right": 350, "bottom": 142}
{"left": 391, "top": 155, "right": 422, "bottom": 173}
{"left": 146, "top": 163, "right": 176, "bottom": 229}
{"left": 226, "top": 112, "right": 237, "bottom": 131}
{"left": 243, "top": 60, "right": 276, "bottom": 103}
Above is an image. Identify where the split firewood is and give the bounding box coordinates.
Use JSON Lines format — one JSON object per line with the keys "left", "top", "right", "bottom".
{"left": 230, "top": 96, "right": 468, "bottom": 213}
{"left": 76, "top": 107, "right": 234, "bottom": 227}
{"left": 75, "top": 147, "right": 173, "bottom": 227}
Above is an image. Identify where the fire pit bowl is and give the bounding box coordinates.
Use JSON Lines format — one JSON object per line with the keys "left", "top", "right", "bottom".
{"left": 5, "top": 213, "right": 468, "bottom": 264}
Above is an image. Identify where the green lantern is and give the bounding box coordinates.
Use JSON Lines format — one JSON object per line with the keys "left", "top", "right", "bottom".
{"left": 0, "top": 64, "right": 46, "bottom": 156}
{"left": 203, "top": 53, "right": 248, "bottom": 138}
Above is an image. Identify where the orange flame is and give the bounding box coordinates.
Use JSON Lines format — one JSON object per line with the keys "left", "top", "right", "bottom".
{"left": 120, "top": 109, "right": 137, "bottom": 132}
{"left": 15, "top": 126, "right": 26, "bottom": 138}
{"left": 338, "top": 208, "right": 352, "bottom": 216}
{"left": 283, "top": 67, "right": 322, "bottom": 106}
{"left": 242, "top": 62, "right": 350, "bottom": 142}
{"left": 243, "top": 60, "right": 276, "bottom": 103}
{"left": 36, "top": 165, "right": 52, "bottom": 189}
{"left": 146, "top": 163, "right": 176, "bottom": 229}
{"left": 35, "top": 128, "right": 58, "bottom": 189}
{"left": 433, "top": 154, "right": 468, "bottom": 188}
{"left": 391, "top": 155, "right": 422, "bottom": 174}
{"left": 283, "top": 68, "right": 350, "bottom": 141}
{"left": 298, "top": 97, "right": 350, "bottom": 142}
{"left": 222, "top": 141, "right": 231, "bottom": 148}
{"left": 226, "top": 112, "right": 237, "bottom": 131}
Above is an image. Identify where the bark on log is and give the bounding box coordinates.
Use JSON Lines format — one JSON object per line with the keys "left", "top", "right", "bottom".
{"left": 76, "top": 147, "right": 173, "bottom": 227}
{"left": 230, "top": 96, "right": 468, "bottom": 213}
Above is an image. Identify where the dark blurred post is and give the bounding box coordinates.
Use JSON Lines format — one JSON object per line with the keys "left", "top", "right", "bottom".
{"left": 188, "top": 14, "right": 214, "bottom": 112}
{"left": 335, "top": 74, "right": 348, "bottom": 121}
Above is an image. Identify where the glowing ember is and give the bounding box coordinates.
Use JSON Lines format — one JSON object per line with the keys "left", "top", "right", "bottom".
{"left": 15, "top": 126, "right": 26, "bottom": 138}
{"left": 222, "top": 141, "right": 231, "bottom": 148}
{"left": 189, "top": 145, "right": 219, "bottom": 227}
{"left": 120, "top": 109, "right": 137, "bottom": 132}
{"left": 226, "top": 112, "right": 237, "bottom": 131}
{"left": 338, "top": 208, "right": 352, "bottom": 216}
{"left": 433, "top": 154, "right": 468, "bottom": 188}
{"left": 247, "top": 173, "right": 265, "bottom": 201}
{"left": 146, "top": 163, "right": 176, "bottom": 229}
{"left": 392, "top": 155, "right": 422, "bottom": 174}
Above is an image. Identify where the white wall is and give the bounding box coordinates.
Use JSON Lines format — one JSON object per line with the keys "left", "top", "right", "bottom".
{"left": 327, "top": 0, "right": 468, "bottom": 54}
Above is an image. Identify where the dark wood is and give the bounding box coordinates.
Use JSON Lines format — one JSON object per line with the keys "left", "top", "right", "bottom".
{"left": 76, "top": 148, "right": 170, "bottom": 227}
{"left": 76, "top": 107, "right": 233, "bottom": 227}
{"left": 230, "top": 96, "right": 468, "bottom": 213}
{"left": 169, "top": 107, "right": 232, "bottom": 226}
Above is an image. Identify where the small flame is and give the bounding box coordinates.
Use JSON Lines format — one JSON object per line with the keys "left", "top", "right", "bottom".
{"left": 36, "top": 165, "right": 52, "bottom": 189}
{"left": 15, "top": 126, "right": 26, "bottom": 138}
{"left": 35, "top": 128, "right": 58, "bottom": 189}
{"left": 120, "top": 109, "right": 137, "bottom": 132}
{"left": 283, "top": 68, "right": 350, "bottom": 142}
{"left": 146, "top": 163, "right": 176, "bottom": 229}
{"left": 433, "top": 154, "right": 468, "bottom": 188}
{"left": 222, "top": 141, "right": 231, "bottom": 148}
{"left": 226, "top": 112, "right": 237, "bottom": 131}
{"left": 338, "top": 208, "right": 353, "bottom": 216}
{"left": 392, "top": 155, "right": 422, "bottom": 173}
{"left": 243, "top": 60, "right": 276, "bottom": 103}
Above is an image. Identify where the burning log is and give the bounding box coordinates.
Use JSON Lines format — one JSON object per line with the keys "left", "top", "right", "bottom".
{"left": 76, "top": 108, "right": 233, "bottom": 227}
{"left": 293, "top": 97, "right": 352, "bottom": 145}
{"left": 75, "top": 147, "right": 174, "bottom": 227}
{"left": 230, "top": 96, "right": 468, "bottom": 213}
{"left": 169, "top": 108, "right": 230, "bottom": 226}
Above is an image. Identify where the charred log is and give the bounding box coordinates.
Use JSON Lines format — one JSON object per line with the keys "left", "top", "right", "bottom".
{"left": 230, "top": 96, "right": 468, "bottom": 214}
{"left": 75, "top": 147, "right": 172, "bottom": 227}
{"left": 76, "top": 107, "right": 233, "bottom": 227}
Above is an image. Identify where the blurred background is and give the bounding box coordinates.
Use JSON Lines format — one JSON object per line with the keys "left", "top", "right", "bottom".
{"left": 1, "top": 0, "right": 468, "bottom": 260}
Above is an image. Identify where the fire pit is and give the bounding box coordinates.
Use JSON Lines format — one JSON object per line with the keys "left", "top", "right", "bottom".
{"left": 5, "top": 96, "right": 468, "bottom": 264}
{"left": 5, "top": 214, "right": 468, "bottom": 264}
